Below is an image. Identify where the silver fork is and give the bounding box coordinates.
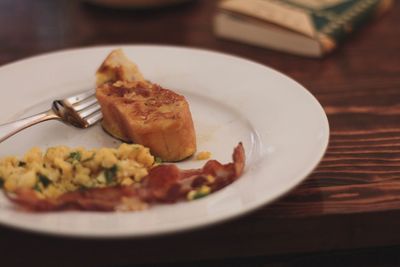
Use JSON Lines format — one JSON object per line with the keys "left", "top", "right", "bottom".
{"left": 0, "top": 90, "right": 102, "bottom": 143}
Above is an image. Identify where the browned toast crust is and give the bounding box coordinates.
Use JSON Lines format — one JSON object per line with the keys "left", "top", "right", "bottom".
{"left": 96, "top": 80, "right": 196, "bottom": 161}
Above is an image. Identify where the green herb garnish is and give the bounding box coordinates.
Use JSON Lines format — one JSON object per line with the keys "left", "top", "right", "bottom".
{"left": 34, "top": 184, "right": 41, "bottom": 192}
{"left": 155, "top": 157, "right": 163, "bottom": 164}
{"left": 192, "top": 191, "right": 209, "bottom": 200}
{"left": 0, "top": 177, "right": 4, "bottom": 188}
{"left": 37, "top": 174, "right": 51, "bottom": 188}
{"left": 68, "top": 151, "right": 81, "bottom": 162}
{"left": 188, "top": 186, "right": 211, "bottom": 200}
{"left": 105, "top": 165, "right": 118, "bottom": 185}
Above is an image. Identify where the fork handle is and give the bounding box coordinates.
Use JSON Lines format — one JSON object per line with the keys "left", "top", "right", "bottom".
{"left": 0, "top": 110, "right": 59, "bottom": 143}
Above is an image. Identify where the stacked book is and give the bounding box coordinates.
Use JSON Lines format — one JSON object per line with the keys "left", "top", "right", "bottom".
{"left": 214, "top": 0, "right": 393, "bottom": 57}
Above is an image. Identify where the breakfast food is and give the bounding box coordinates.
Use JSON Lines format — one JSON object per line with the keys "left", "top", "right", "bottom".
{"left": 96, "top": 80, "right": 196, "bottom": 162}
{"left": 95, "top": 49, "right": 196, "bottom": 161}
{"left": 0, "top": 144, "right": 154, "bottom": 199}
{"left": 196, "top": 151, "right": 212, "bottom": 160}
{"left": 4, "top": 143, "right": 245, "bottom": 212}
{"left": 96, "top": 49, "right": 146, "bottom": 86}
{"left": 0, "top": 50, "right": 246, "bottom": 213}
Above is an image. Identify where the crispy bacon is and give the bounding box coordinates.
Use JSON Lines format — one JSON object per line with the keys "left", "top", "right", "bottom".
{"left": 6, "top": 143, "right": 245, "bottom": 212}
{"left": 9, "top": 186, "right": 138, "bottom": 212}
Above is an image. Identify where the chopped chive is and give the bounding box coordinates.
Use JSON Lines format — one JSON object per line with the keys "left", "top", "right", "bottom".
{"left": 37, "top": 174, "right": 51, "bottom": 188}
{"left": 188, "top": 186, "right": 211, "bottom": 200}
{"left": 105, "top": 165, "right": 118, "bottom": 185}
{"left": 155, "top": 157, "right": 163, "bottom": 164}
{"left": 192, "top": 191, "right": 209, "bottom": 200}
{"left": 34, "top": 184, "right": 41, "bottom": 192}
{"left": 68, "top": 151, "right": 81, "bottom": 162}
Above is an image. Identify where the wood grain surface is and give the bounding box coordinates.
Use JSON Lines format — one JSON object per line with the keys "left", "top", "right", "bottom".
{"left": 1, "top": 0, "right": 400, "bottom": 266}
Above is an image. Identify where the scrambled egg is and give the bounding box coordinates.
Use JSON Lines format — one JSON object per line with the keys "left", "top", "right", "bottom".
{"left": 0, "top": 144, "right": 154, "bottom": 198}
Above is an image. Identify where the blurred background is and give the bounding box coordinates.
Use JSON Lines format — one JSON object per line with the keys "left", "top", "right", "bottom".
{"left": 1, "top": 0, "right": 398, "bottom": 108}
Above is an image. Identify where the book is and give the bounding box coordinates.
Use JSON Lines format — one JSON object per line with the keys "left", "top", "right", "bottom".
{"left": 214, "top": 0, "right": 393, "bottom": 57}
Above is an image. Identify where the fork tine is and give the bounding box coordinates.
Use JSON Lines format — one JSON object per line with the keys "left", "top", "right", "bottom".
{"left": 64, "top": 90, "right": 95, "bottom": 105}
{"left": 72, "top": 95, "right": 98, "bottom": 111}
{"left": 84, "top": 110, "right": 103, "bottom": 126}
{"left": 77, "top": 103, "right": 101, "bottom": 119}
{"left": 53, "top": 90, "right": 103, "bottom": 128}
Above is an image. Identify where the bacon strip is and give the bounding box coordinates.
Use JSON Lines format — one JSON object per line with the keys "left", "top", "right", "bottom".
{"left": 6, "top": 143, "right": 245, "bottom": 212}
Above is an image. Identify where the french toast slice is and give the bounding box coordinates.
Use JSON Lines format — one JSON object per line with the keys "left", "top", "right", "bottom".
{"left": 95, "top": 50, "right": 197, "bottom": 161}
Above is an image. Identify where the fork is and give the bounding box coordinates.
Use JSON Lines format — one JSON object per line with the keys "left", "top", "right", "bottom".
{"left": 0, "top": 90, "right": 102, "bottom": 143}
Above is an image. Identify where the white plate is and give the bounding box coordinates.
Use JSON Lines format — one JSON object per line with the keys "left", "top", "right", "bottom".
{"left": 0, "top": 45, "right": 329, "bottom": 238}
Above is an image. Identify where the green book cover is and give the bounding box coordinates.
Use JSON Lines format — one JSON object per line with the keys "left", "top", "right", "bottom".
{"left": 216, "top": 0, "right": 393, "bottom": 56}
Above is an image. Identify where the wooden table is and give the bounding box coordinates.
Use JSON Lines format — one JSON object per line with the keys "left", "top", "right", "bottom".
{"left": 1, "top": 0, "right": 400, "bottom": 266}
